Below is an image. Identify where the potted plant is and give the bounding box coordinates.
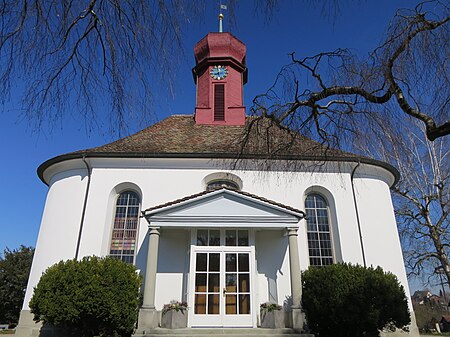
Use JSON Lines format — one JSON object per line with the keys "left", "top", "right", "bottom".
{"left": 161, "top": 300, "right": 188, "bottom": 329}
{"left": 260, "top": 302, "right": 284, "bottom": 328}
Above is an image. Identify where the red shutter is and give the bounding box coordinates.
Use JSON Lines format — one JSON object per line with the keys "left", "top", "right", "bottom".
{"left": 214, "top": 84, "right": 225, "bottom": 121}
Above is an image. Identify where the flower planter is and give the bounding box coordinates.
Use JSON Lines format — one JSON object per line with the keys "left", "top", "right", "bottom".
{"left": 161, "top": 310, "right": 187, "bottom": 329}
{"left": 260, "top": 309, "right": 285, "bottom": 329}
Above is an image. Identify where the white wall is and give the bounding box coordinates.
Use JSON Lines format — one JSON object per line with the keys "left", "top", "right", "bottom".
{"left": 255, "top": 230, "right": 290, "bottom": 307}
{"left": 154, "top": 229, "right": 190, "bottom": 308}
{"left": 23, "top": 169, "right": 88, "bottom": 309}
{"left": 24, "top": 157, "right": 411, "bottom": 317}
{"left": 354, "top": 176, "right": 414, "bottom": 306}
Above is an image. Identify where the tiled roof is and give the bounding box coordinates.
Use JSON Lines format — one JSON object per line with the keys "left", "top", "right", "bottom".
{"left": 76, "top": 115, "right": 355, "bottom": 157}
{"left": 143, "top": 186, "right": 305, "bottom": 216}
{"left": 38, "top": 114, "right": 399, "bottom": 184}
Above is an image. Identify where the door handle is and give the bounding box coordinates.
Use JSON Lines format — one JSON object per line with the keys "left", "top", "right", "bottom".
{"left": 223, "top": 288, "right": 226, "bottom": 296}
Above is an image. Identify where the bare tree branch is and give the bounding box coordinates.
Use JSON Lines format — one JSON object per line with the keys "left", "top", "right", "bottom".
{"left": 251, "top": 1, "right": 449, "bottom": 143}
{"left": 360, "top": 118, "right": 449, "bottom": 288}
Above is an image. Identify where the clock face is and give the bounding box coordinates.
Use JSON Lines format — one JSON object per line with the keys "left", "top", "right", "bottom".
{"left": 209, "top": 65, "right": 228, "bottom": 80}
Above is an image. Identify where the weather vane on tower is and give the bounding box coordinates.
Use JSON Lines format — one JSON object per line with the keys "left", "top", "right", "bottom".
{"left": 219, "top": 3, "right": 227, "bottom": 32}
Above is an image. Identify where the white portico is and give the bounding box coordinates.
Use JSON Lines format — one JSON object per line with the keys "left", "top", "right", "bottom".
{"left": 137, "top": 188, "right": 305, "bottom": 331}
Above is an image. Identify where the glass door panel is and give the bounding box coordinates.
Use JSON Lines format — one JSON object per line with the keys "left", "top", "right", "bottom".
{"left": 194, "top": 252, "right": 221, "bottom": 316}
{"left": 224, "top": 253, "right": 251, "bottom": 316}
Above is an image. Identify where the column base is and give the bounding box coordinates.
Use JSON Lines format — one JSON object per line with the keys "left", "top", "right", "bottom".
{"left": 291, "top": 308, "right": 305, "bottom": 331}
{"left": 136, "top": 307, "right": 159, "bottom": 333}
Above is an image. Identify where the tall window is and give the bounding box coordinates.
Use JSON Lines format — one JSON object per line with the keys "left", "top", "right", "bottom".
{"left": 109, "top": 191, "right": 140, "bottom": 264}
{"left": 305, "top": 194, "right": 333, "bottom": 266}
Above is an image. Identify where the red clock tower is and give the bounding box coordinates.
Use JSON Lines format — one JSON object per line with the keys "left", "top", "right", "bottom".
{"left": 192, "top": 32, "right": 248, "bottom": 126}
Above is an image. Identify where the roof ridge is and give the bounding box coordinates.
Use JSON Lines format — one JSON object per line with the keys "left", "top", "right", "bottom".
{"left": 143, "top": 187, "right": 305, "bottom": 215}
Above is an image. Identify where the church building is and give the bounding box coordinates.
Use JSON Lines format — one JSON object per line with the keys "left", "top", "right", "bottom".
{"left": 16, "top": 28, "right": 418, "bottom": 337}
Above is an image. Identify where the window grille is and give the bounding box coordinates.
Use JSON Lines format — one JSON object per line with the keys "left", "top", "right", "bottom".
{"left": 196, "top": 229, "right": 249, "bottom": 247}
{"left": 206, "top": 179, "right": 239, "bottom": 191}
{"left": 109, "top": 191, "right": 140, "bottom": 264}
{"left": 305, "top": 194, "right": 333, "bottom": 266}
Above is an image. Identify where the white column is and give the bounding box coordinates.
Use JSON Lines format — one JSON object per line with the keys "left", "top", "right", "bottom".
{"left": 143, "top": 227, "right": 160, "bottom": 308}
{"left": 287, "top": 227, "right": 302, "bottom": 307}
{"left": 287, "top": 226, "right": 305, "bottom": 330}
{"left": 138, "top": 227, "right": 160, "bottom": 332}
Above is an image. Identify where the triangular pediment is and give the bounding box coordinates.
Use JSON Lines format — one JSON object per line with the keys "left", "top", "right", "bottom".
{"left": 143, "top": 189, "right": 304, "bottom": 228}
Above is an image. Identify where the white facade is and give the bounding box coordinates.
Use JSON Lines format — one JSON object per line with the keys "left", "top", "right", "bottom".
{"left": 15, "top": 28, "right": 420, "bottom": 336}
{"left": 18, "top": 156, "right": 418, "bottom": 336}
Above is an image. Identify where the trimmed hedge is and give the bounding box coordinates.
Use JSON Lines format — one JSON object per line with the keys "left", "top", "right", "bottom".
{"left": 29, "top": 256, "right": 141, "bottom": 337}
{"left": 302, "top": 263, "right": 410, "bottom": 337}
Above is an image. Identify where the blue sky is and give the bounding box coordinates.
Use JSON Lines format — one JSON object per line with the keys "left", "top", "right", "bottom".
{"left": 2, "top": 0, "right": 428, "bottom": 289}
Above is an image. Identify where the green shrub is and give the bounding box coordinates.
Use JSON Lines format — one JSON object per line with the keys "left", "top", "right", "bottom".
{"left": 29, "top": 256, "right": 141, "bottom": 337}
{"left": 0, "top": 245, "right": 34, "bottom": 325}
{"left": 302, "top": 263, "right": 410, "bottom": 337}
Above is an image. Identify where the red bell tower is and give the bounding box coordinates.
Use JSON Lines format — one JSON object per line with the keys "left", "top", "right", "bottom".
{"left": 192, "top": 32, "right": 248, "bottom": 126}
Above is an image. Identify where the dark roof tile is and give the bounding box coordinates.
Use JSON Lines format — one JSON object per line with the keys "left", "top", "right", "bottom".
{"left": 38, "top": 114, "right": 400, "bottom": 185}
{"left": 76, "top": 115, "right": 355, "bottom": 158}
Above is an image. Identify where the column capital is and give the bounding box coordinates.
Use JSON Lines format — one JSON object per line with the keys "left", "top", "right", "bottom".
{"left": 148, "top": 227, "right": 160, "bottom": 236}
{"left": 286, "top": 227, "right": 299, "bottom": 236}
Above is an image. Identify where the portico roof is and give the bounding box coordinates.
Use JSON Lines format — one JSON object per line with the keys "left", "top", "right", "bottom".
{"left": 142, "top": 187, "right": 305, "bottom": 228}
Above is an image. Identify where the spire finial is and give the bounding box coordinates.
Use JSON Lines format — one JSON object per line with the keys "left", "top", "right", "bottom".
{"left": 219, "top": 4, "right": 227, "bottom": 32}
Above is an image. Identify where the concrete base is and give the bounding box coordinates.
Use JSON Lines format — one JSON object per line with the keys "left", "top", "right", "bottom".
{"left": 15, "top": 310, "right": 69, "bottom": 337}
{"left": 136, "top": 307, "right": 160, "bottom": 333}
{"left": 160, "top": 310, "right": 187, "bottom": 329}
{"left": 291, "top": 308, "right": 305, "bottom": 331}
{"left": 379, "top": 311, "right": 419, "bottom": 337}
{"left": 15, "top": 310, "right": 41, "bottom": 337}
{"left": 260, "top": 310, "right": 285, "bottom": 329}
{"left": 380, "top": 327, "right": 420, "bottom": 337}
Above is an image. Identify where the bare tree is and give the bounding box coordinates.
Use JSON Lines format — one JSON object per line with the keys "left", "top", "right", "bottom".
{"left": 245, "top": 0, "right": 449, "bottom": 287}
{"left": 0, "top": 0, "right": 285, "bottom": 134}
{"left": 359, "top": 116, "right": 449, "bottom": 288}
{"left": 250, "top": 0, "right": 449, "bottom": 143}
{"left": 0, "top": 0, "right": 207, "bottom": 133}
{"left": 393, "top": 126, "right": 449, "bottom": 289}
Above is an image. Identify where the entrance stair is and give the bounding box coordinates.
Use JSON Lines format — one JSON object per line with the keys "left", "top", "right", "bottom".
{"left": 134, "top": 328, "right": 314, "bottom": 337}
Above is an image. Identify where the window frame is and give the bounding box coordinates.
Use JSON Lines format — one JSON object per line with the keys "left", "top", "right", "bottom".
{"left": 202, "top": 172, "right": 243, "bottom": 191}
{"left": 108, "top": 190, "right": 141, "bottom": 264}
{"left": 304, "top": 193, "right": 335, "bottom": 267}
{"left": 206, "top": 179, "right": 240, "bottom": 191}
{"left": 193, "top": 229, "right": 251, "bottom": 247}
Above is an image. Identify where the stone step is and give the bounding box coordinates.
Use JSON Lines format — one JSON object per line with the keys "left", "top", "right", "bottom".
{"left": 134, "top": 328, "right": 314, "bottom": 337}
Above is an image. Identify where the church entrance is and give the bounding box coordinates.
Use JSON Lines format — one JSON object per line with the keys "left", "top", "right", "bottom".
{"left": 189, "top": 229, "right": 254, "bottom": 327}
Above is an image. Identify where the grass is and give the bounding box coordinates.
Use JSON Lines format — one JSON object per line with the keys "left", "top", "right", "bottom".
{"left": 0, "top": 330, "right": 14, "bottom": 334}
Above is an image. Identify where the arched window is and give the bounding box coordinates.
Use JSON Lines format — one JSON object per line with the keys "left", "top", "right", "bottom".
{"left": 109, "top": 191, "right": 140, "bottom": 264}
{"left": 305, "top": 194, "right": 333, "bottom": 266}
{"left": 206, "top": 179, "right": 239, "bottom": 191}
{"left": 203, "top": 172, "right": 243, "bottom": 191}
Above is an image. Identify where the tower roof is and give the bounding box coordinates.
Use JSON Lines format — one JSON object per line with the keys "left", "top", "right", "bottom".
{"left": 37, "top": 115, "right": 399, "bottom": 185}
{"left": 194, "top": 32, "right": 246, "bottom": 65}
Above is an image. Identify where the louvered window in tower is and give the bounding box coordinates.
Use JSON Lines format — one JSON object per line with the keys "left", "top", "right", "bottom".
{"left": 214, "top": 84, "right": 225, "bottom": 121}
